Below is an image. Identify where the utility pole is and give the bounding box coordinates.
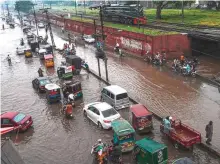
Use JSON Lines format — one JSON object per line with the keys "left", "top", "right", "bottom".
{"left": 32, "top": 4, "right": 39, "bottom": 37}
{"left": 137, "top": 0, "right": 140, "bottom": 29}
{"left": 83, "top": 0, "right": 86, "bottom": 14}
{"left": 94, "top": 19, "right": 101, "bottom": 77}
{"left": 40, "top": 8, "right": 55, "bottom": 48}
{"left": 6, "top": 3, "right": 9, "bottom": 16}
{"left": 181, "top": 0, "right": 184, "bottom": 23}
{"left": 99, "top": 6, "right": 109, "bottom": 82}
{"left": 75, "top": 0, "right": 77, "bottom": 15}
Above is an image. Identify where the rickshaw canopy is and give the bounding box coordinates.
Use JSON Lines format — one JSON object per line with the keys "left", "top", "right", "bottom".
{"left": 44, "top": 54, "right": 53, "bottom": 60}
{"left": 130, "top": 104, "right": 152, "bottom": 118}
{"left": 111, "top": 119, "right": 135, "bottom": 136}
{"left": 135, "top": 138, "right": 166, "bottom": 154}
{"left": 39, "top": 49, "right": 47, "bottom": 53}
{"left": 45, "top": 83, "right": 60, "bottom": 91}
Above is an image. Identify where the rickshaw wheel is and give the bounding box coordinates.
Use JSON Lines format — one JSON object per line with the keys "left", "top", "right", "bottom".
{"left": 98, "top": 122, "right": 103, "bottom": 129}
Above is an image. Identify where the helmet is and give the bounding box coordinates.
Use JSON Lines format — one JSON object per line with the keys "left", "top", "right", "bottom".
{"left": 98, "top": 139, "right": 102, "bottom": 143}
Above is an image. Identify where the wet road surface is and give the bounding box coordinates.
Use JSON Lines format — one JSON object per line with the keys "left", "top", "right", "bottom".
{"left": 1, "top": 18, "right": 220, "bottom": 164}
{"left": 51, "top": 27, "right": 220, "bottom": 147}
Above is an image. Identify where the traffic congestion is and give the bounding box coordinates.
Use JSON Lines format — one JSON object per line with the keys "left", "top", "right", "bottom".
{"left": 1, "top": 9, "right": 220, "bottom": 164}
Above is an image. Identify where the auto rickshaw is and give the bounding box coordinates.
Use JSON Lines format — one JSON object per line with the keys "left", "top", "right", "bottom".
{"left": 133, "top": 138, "right": 168, "bottom": 164}
{"left": 130, "top": 104, "right": 153, "bottom": 133}
{"left": 57, "top": 66, "right": 73, "bottom": 80}
{"left": 39, "top": 49, "right": 47, "bottom": 59}
{"left": 62, "top": 81, "right": 83, "bottom": 99}
{"left": 44, "top": 54, "right": 54, "bottom": 68}
{"left": 24, "top": 49, "right": 32, "bottom": 58}
{"left": 22, "top": 26, "right": 31, "bottom": 33}
{"left": 30, "top": 41, "right": 39, "bottom": 52}
{"left": 66, "top": 55, "right": 82, "bottom": 75}
{"left": 111, "top": 119, "right": 135, "bottom": 153}
{"left": 45, "top": 83, "right": 61, "bottom": 103}
{"left": 41, "top": 44, "right": 53, "bottom": 54}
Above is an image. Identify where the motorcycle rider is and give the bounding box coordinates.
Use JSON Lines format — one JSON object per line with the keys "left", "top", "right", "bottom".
{"left": 38, "top": 68, "right": 44, "bottom": 77}
{"left": 93, "top": 139, "right": 104, "bottom": 152}
{"left": 186, "top": 63, "right": 191, "bottom": 74}
{"left": 68, "top": 93, "right": 75, "bottom": 107}
{"left": 180, "top": 54, "right": 185, "bottom": 66}
{"left": 115, "top": 42, "right": 120, "bottom": 52}
{"left": 64, "top": 102, "right": 73, "bottom": 118}
{"left": 61, "top": 26, "right": 64, "bottom": 33}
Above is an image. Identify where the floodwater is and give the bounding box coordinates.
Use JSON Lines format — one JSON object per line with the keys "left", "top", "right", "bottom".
{"left": 53, "top": 28, "right": 220, "bottom": 148}
{"left": 1, "top": 18, "right": 220, "bottom": 164}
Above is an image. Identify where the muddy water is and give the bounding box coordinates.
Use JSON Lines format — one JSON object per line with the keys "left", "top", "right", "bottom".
{"left": 1, "top": 20, "right": 220, "bottom": 164}
{"left": 68, "top": 39, "right": 220, "bottom": 147}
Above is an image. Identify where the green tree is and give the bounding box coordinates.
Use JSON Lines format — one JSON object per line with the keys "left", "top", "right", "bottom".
{"left": 15, "top": 0, "right": 33, "bottom": 13}
{"left": 153, "top": 1, "right": 195, "bottom": 19}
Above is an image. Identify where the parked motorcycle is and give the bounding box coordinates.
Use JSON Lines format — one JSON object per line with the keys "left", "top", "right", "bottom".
{"left": 181, "top": 67, "right": 196, "bottom": 77}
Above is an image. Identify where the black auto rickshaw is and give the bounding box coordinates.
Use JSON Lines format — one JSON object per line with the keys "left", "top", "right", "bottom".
{"left": 41, "top": 44, "right": 53, "bottom": 54}
{"left": 62, "top": 81, "right": 83, "bottom": 100}
{"left": 9, "top": 23, "right": 15, "bottom": 28}
{"left": 22, "top": 26, "right": 31, "bottom": 33}
{"left": 65, "top": 55, "right": 82, "bottom": 75}
{"left": 30, "top": 41, "right": 39, "bottom": 52}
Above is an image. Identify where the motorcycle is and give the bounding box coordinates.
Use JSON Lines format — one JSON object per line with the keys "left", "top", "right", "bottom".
{"left": 107, "top": 146, "right": 123, "bottom": 164}
{"left": 114, "top": 47, "right": 123, "bottom": 56}
{"left": 91, "top": 144, "right": 108, "bottom": 164}
{"left": 181, "top": 66, "right": 196, "bottom": 77}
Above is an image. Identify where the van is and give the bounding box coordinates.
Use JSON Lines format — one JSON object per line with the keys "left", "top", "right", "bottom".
{"left": 101, "top": 85, "right": 130, "bottom": 110}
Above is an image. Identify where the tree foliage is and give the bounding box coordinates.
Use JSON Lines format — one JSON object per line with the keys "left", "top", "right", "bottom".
{"left": 207, "top": 1, "right": 220, "bottom": 10}
{"left": 153, "top": 1, "right": 195, "bottom": 19}
{"left": 15, "top": 0, "right": 33, "bottom": 13}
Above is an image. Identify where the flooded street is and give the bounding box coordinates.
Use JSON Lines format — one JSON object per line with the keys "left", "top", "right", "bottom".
{"left": 1, "top": 18, "right": 220, "bottom": 164}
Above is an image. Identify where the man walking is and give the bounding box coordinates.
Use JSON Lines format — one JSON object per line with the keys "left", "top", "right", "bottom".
{"left": 205, "top": 121, "right": 213, "bottom": 145}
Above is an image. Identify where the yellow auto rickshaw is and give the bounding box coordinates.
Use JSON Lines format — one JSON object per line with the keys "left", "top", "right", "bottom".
{"left": 24, "top": 49, "right": 32, "bottom": 58}
{"left": 44, "top": 54, "right": 54, "bottom": 67}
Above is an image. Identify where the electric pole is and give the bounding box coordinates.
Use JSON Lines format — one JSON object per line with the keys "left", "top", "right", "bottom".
{"left": 99, "top": 6, "right": 109, "bottom": 82}
{"left": 6, "top": 3, "right": 9, "bottom": 16}
{"left": 32, "top": 4, "right": 39, "bottom": 37}
{"left": 94, "top": 19, "right": 101, "bottom": 77}
{"left": 40, "top": 8, "right": 55, "bottom": 48}
{"left": 181, "top": 0, "right": 184, "bottom": 23}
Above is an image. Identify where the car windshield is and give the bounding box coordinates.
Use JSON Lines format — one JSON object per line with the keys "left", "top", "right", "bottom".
{"left": 13, "top": 113, "right": 26, "bottom": 123}
{"left": 40, "top": 79, "right": 50, "bottom": 85}
{"left": 116, "top": 93, "right": 128, "bottom": 100}
{"left": 102, "top": 108, "right": 117, "bottom": 118}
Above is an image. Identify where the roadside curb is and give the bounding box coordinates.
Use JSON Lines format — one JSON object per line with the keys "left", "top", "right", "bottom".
{"left": 82, "top": 67, "right": 220, "bottom": 158}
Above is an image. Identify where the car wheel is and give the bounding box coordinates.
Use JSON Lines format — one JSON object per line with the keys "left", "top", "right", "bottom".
{"left": 98, "top": 122, "right": 103, "bottom": 129}
{"left": 83, "top": 110, "right": 87, "bottom": 117}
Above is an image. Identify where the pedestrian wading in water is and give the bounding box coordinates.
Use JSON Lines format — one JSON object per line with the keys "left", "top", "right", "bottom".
{"left": 205, "top": 121, "right": 213, "bottom": 145}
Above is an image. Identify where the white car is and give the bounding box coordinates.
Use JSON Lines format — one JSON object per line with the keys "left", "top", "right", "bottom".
{"left": 38, "top": 23, "right": 45, "bottom": 28}
{"left": 83, "top": 102, "right": 121, "bottom": 129}
{"left": 83, "top": 35, "right": 95, "bottom": 44}
{"left": 16, "top": 46, "right": 27, "bottom": 55}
